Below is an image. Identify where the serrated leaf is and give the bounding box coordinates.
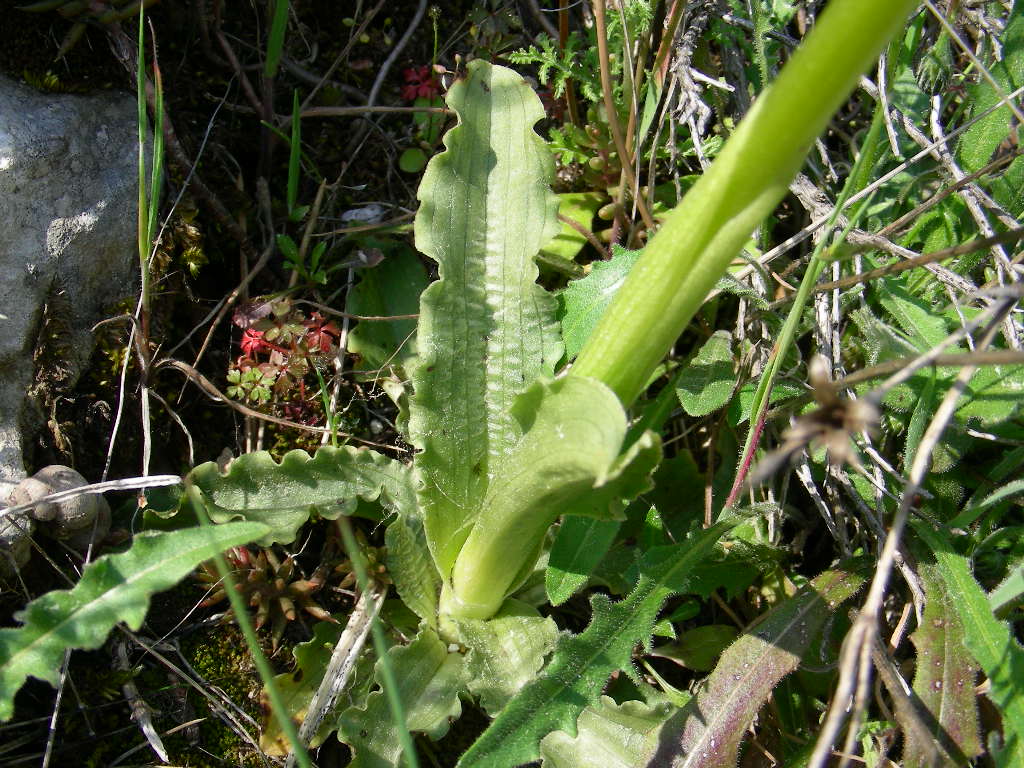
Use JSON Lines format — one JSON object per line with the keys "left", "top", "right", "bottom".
{"left": 162, "top": 447, "right": 413, "bottom": 546}
{"left": 546, "top": 516, "right": 621, "bottom": 606}
{"left": 539, "top": 696, "right": 676, "bottom": 768}
{"left": 385, "top": 514, "right": 441, "bottom": 626}
{"left": 539, "top": 191, "right": 605, "bottom": 263}
{"left": 347, "top": 248, "right": 428, "bottom": 377}
{"left": 906, "top": 562, "right": 982, "bottom": 766}
{"left": 558, "top": 244, "right": 642, "bottom": 361}
{"left": 338, "top": 628, "right": 467, "bottom": 768}
{"left": 456, "top": 518, "right": 739, "bottom": 767}
{"left": 675, "top": 331, "right": 737, "bottom": 417}
{"left": 914, "top": 523, "right": 1024, "bottom": 767}
{"left": 456, "top": 599, "right": 559, "bottom": 714}
{"left": 409, "top": 60, "right": 562, "bottom": 579}
{"left": 0, "top": 522, "right": 270, "bottom": 721}
{"left": 652, "top": 563, "right": 868, "bottom": 768}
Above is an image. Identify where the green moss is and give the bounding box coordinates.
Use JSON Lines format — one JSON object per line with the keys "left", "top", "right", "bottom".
{"left": 174, "top": 624, "right": 269, "bottom": 767}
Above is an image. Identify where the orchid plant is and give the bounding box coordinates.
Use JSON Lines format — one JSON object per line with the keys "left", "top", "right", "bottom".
{"left": 2, "top": 1, "right": 950, "bottom": 766}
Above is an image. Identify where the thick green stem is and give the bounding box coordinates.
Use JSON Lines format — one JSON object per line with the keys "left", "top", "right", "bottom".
{"left": 570, "top": 0, "right": 918, "bottom": 406}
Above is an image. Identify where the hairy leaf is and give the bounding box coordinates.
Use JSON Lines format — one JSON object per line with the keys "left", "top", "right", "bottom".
{"left": 338, "top": 628, "right": 467, "bottom": 768}
{"left": 539, "top": 696, "right": 676, "bottom": 767}
{"left": 675, "top": 331, "right": 736, "bottom": 417}
{"left": 558, "top": 244, "right": 642, "bottom": 361}
{"left": 456, "top": 518, "right": 739, "bottom": 767}
{"left": 906, "top": 561, "right": 982, "bottom": 766}
{"left": 168, "top": 447, "right": 412, "bottom": 546}
{"left": 915, "top": 523, "right": 1024, "bottom": 767}
{"left": 409, "top": 59, "right": 562, "bottom": 579}
{"left": 0, "top": 522, "right": 269, "bottom": 721}
{"left": 456, "top": 599, "right": 559, "bottom": 714}
{"left": 651, "top": 563, "right": 867, "bottom": 768}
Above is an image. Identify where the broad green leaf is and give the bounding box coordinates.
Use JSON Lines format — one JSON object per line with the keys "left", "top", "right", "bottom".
{"left": 675, "top": 330, "right": 737, "bottom": 417}
{"left": 456, "top": 599, "right": 559, "bottom": 714}
{"left": 0, "top": 522, "right": 270, "bottom": 721}
{"left": 914, "top": 523, "right": 1024, "bottom": 767}
{"left": 337, "top": 628, "right": 467, "bottom": 768}
{"left": 410, "top": 60, "right": 562, "bottom": 579}
{"left": 956, "top": 5, "right": 1024, "bottom": 173}
{"left": 165, "top": 447, "right": 413, "bottom": 546}
{"left": 546, "top": 516, "right": 620, "bottom": 606}
{"left": 558, "top": 245, "right": 642, "bottom": 361}
{"left": 906, "top": 561, "right": 982, "bottom": 766}
{"left": 539, "top": 696, "right": 676, "bottom": 768}
{"left": 385, "top": 513, "right": 441, "bottom": 627}
{"left": 346, "top": 247, "right": 428, "bottom": 377}
{"left": 456, "top": 517, "right": 739, "bottom": 767}
{"left": 654, "top": 563, "right": 868, "bottom": 768}
{"left": 539, "top": 191, "right": 604, "bottom": 263}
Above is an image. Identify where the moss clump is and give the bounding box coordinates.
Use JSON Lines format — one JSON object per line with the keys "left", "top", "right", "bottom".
{"left": 173, "top": 624, "right": 268, "bottom": 767}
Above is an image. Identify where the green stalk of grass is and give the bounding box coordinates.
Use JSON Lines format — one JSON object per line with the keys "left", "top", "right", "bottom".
{"left": 570, "top": 0, "right": 919, "bottom": 407}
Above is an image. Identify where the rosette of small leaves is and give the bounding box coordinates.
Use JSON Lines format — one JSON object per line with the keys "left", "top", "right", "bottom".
{"left": 196, "top": 545, "right": 336, "bottom": 650}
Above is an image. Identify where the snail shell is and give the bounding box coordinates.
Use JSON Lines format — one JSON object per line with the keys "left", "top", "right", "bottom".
{"left": 7, "top": 465, "right": 111, "bottom": 552}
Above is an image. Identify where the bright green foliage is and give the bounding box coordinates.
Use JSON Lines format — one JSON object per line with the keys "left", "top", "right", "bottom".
{"left": 337, "top": 628, "right": 467, "bottom": 768}
{"left": 656, "top": 564, "right": 867, "bottom": 767}
{"left": 346, "top": 248, "right": 428, "bottom": 378}
{"left": 176, "top": 447, "right": 412, "bottom": 546}
{"left": 675, "top": 330, "right": 737, "bottom": 417}
{"left": 409, "top": 59, "right": 562, "bottom": 580}
{"left": 916, "top": 523, "right": 1024, "bottom": 767}
{"left": 906, "top": 562, "right": 982, "bottom": 766}
{"left": 539, "top": 696, "right": 676, "bottom": 768}
{"left": 455, "top": 599, "right": 559, "bottom": 714}
{"left": 456, "top": 518, "right": 739, "bottom": 767}
{"left": 0, "top": 522, "right": 269, "bottom": 721}
{"left": 558, "top": 245, "right": 642, "bottom": 362}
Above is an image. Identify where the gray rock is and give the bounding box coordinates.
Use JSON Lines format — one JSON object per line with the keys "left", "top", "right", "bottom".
{"left": 0, "top": 74, "right": 141, "bottom": 487}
